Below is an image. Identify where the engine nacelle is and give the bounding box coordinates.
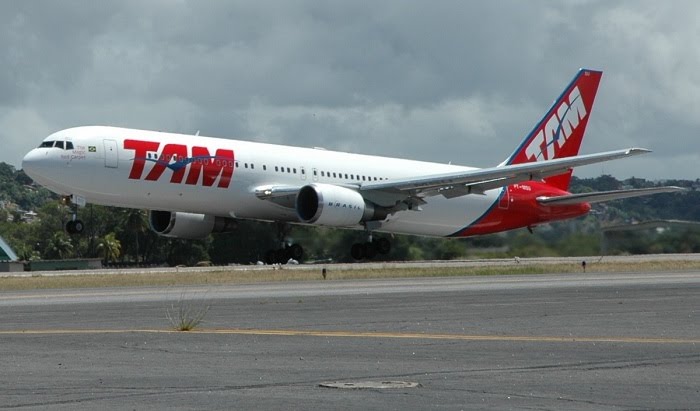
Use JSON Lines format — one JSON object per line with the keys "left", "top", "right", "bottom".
{"left": 296, "top": 183, "right": 385, "bottom": 226}
{"left": 148, "top": 211, "right": 237, "bottom": 239}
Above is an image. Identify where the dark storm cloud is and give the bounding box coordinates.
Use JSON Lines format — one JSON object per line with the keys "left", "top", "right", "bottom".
{"left": 0, "top": 3, "right": 98, "bottom": 104}
{"left": 0, "top": 1, "right": 698, "bottom": 179}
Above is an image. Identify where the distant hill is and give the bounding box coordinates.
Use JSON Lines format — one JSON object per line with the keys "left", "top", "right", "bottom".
{"left": 0, "top": 162, "right": 54, "bottom": 214}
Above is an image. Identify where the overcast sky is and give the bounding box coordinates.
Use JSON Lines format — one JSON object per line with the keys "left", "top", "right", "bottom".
{"left": 1, "top": 1, "right": 698, "bottom": 180}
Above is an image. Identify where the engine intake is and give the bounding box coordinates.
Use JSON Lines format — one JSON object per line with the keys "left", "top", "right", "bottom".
{"left": 148, "top": 211, "right": 237, "bottom": 239}
{"left": 296, "top": 184, "right": 387, "bottom": 226}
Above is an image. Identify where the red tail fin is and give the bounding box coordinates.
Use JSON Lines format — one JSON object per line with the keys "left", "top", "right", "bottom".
{"left": 501, "top": 69, "right": 602, "bottom": 190}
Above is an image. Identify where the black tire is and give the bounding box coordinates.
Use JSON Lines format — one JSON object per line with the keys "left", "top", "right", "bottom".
{"left": 288, "top": 244, "right": 303, "bottom": 260}
{"left": 73, "top": 220, "right": 85, "bottom": 234}
{"left": 264, "top": 250, "right": 275, "bottom": 265}
{"left": 376, "top": 237, "right": 391, "bottom": 254}
{"left": 66, "top": 220, "right": 75, "bottom": 234}
{"left": 364, "top": 242, "right": 377, "bottom": 259}
{"left": 350, "top": 243, "right": 364, "bottom": 260}
{"left": 282, "top": 247, "right": 294, "bottom": 262}
{"left": 274, "top": 249, "right": 287, "bottom": 264}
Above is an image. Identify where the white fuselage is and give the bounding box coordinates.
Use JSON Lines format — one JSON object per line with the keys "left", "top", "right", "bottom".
{"left": 22, "top": 126, "right": 500, "bottom": 237}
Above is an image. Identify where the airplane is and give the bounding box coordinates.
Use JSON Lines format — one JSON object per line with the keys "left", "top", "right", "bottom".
{"left": 21, "top": 68, "right": 683, "bottom": 263}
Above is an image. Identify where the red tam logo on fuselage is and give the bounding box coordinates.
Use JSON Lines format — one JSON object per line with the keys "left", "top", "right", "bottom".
{"left": 524, "top": 86, "right": 587, "bottom": 162}
{"left": 124, "top": 139, "right": 235, "bottom": 188}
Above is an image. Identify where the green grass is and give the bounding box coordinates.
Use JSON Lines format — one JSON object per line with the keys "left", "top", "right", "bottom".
{"left": 1, "top": 260, "right": 699, "bottom": 291}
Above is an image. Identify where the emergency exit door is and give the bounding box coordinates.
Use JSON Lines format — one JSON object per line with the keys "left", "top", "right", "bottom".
{"left": 104, "top": 139, "right": 118, "bottom": 168}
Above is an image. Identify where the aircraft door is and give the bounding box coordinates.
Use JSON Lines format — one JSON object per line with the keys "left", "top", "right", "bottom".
{"left": 312, "top": 168, "right": 318, "bottom": 182}
{"left": 300, "top": 166, "right": 307, "bottom": 180}
{"left": 103, "top": 139, "right": 119, "bottom": 168}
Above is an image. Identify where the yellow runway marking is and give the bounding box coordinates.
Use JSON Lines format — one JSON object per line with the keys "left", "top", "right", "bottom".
{"left": 0, "top": 328, "right": 698, "bottom": 344}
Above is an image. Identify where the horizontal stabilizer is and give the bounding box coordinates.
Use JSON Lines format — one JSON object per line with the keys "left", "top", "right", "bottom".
{"left": 537, "top": 186, "right": 686, "bottom": 206}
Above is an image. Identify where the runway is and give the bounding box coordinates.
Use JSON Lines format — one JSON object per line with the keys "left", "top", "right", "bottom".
{"left": 1, "top": 271, "right": 699, "bottom": 410}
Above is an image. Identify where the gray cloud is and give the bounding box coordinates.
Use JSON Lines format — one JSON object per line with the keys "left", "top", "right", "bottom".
{"left": 1, "top": 0, "right": 698, "bottom": 180}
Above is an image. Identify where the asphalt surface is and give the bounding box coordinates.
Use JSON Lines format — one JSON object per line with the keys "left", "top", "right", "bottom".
{"left": 0, "top": 271, "right": 699, "bottom": 410}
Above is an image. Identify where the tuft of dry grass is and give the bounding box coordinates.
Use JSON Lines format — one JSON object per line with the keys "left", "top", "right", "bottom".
{"left": 165, "top": 292, "right": 210, "bottom": 332}
{"left": 1, "top": 259, "right": 699, "bottom": 291}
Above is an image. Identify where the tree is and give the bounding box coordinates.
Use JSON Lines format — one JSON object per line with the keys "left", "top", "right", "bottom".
{"left": 44, "top": 232, "right": 74, "bottom": 259}
{"left": 122, "top": 209, "right": 147, "bottom": 262}
{"left": 98, "top": 233, "right": 122, "bottom": 263}
{"left": 165, "top": 238, "right": 209, "bottom": 266}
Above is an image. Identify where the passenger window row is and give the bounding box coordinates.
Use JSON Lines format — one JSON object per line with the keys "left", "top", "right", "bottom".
{"left": 234, "top": 161, "right": 386, "bottom": 182}
{"left": 318, "top": 170, "right": 384, "bottom": 181}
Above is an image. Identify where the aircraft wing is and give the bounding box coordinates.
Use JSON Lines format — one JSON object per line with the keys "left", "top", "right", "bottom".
{"left": 536, "top": 186, "right": 686, "bottom": 206}
{"left": 360, "top": 148, "right": 650, "bottom": 204}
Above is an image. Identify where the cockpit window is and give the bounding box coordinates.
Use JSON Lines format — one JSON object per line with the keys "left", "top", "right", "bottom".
{"left": 38, "top": 140, "right": 74, "bottom": 150}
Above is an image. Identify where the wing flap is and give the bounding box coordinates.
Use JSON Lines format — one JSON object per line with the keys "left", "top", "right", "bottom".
{"left": 537, "top": 186, "right": 685, "bottom": 206}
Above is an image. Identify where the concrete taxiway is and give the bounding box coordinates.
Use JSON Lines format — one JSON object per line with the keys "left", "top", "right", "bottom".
{"left": 0, "top": 271, "right": 698, "bottom": 409}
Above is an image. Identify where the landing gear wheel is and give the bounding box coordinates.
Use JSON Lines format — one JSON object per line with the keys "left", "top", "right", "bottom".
{"left": 363, "top": 242, "right": 377, "bottom": 259}
{"left": 274, "top": 249, "right": 287, "bottom": 264}
{"left": 265, "top": 250, "right": 276, "bottom": 265}
{"left": 73, "top": 219, "right": 84, "bottom": 234}
{"left": 265, "top": 244, "right": 304, "bottom": 264}
{"left": 66, "top": 219, "right": 85, "bottom": 234}
{"left": 288, "top": 244, "right": 303, "bottom": 260}
{"left": 351, "top": 243, "right": 364, "bottom": 260}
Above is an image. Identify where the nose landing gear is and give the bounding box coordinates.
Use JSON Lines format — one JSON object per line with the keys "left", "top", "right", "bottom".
{"left": 66, "top": 218, "right": 84, "bottom": 234}
{"left": 62, "top": 195, "right": 85, "bottom": 235}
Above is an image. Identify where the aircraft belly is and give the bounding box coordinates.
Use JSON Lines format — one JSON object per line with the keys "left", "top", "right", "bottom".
{"left": 379, "top": 191, "right": 498, "bottom": 237}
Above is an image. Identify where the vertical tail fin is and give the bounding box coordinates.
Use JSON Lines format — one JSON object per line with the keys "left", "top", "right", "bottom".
{"left": 501, "top": 68, "right": 603, "bottom": 190}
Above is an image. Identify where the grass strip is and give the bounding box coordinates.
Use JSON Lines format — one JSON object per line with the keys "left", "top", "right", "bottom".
{"left": 1, "top": 260, "right": 699, "bottom": 291}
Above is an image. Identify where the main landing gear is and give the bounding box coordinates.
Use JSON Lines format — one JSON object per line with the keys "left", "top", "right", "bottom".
{"left": 264, "top": 223, "right": 304, "bottom": 264}
{"left": 264, "top": 243, "right": 303, "bottom": 265}
{"left": 350, "top": 236, "right": 391, "bottom": 261}
{"left": 62, "top": 196, "right": 85, "bottom": 235}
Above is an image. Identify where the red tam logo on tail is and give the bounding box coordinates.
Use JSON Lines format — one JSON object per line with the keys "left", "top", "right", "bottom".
{"left": 524, "top": 86, "right": 587, "bottom": 162}
{"left": 503, "top": 69, "right": 602, "bottom": 190}
{"left": 506, "top": 69, "right": 602, "bottom": 166}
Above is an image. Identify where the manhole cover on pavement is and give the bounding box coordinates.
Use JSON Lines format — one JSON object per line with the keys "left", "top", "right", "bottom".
{"left": 319, "top": 381, "right": 421, "bottom": 389}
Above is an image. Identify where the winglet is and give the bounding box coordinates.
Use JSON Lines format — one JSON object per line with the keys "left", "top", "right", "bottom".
{"left": 626, "top": 148, "right": 652, "bottom": 155}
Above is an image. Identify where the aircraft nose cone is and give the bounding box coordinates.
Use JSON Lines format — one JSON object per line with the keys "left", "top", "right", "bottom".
{"left": 21, "top": 149, "right": 46, "bottom": 180}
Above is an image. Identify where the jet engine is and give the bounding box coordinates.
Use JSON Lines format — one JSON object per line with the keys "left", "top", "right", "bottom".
{"left": 148, "top": 210, "right": 237, "bottom": 239}
{"left": 296, "top": 183, "right": 387, "bottom": 226}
